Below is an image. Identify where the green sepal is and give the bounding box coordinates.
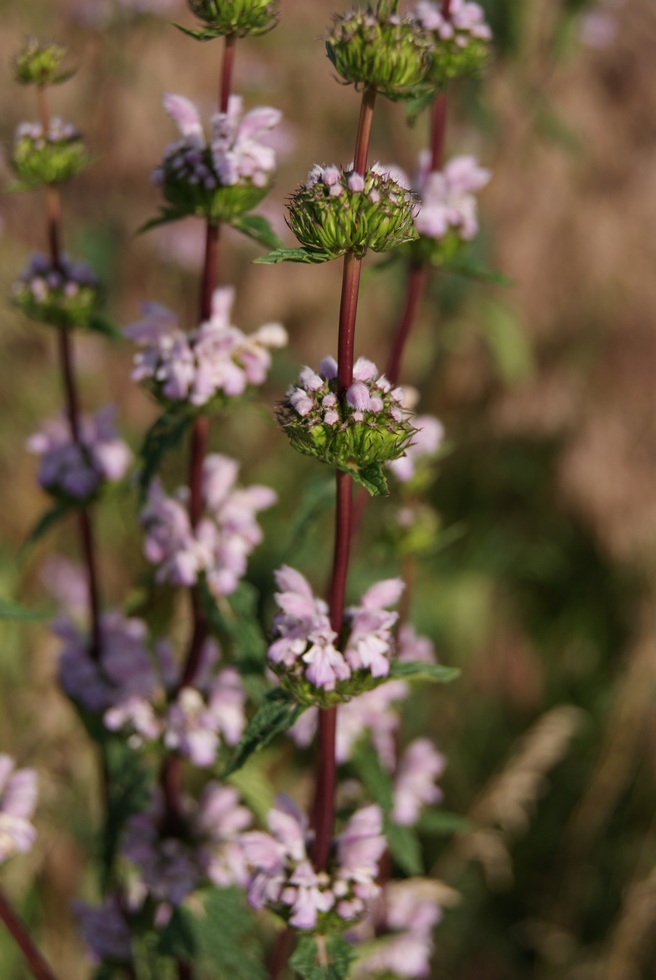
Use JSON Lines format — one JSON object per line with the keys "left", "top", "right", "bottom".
{"left": 223, "top": 687, "right": 305, "bottom": 777}
{"left": 254, "top": 246, "right": 333, "bottom": 265}
{"left": 138, "top": 410, "right": 193, "bottom": 500}
{"left": 387, "top": 660, "right": 460, "bottom": 684}
{"left": 173, "top": 21, "right": 224, "bottom": 41}
{"left": 137, "top": 208, "right": 189, "bottom": 234}
{"left": 339, "top": 460, "right": 389, "bottom": 497}
{"left": 290, "top": 934, "right": 356, "bottom": 980}
{"left": 229, "top": 213, "right": 284, "bottom": 250}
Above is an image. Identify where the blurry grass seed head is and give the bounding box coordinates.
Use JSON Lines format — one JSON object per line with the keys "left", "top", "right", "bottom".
{"left": 287, "top": 164, "right": 418, "bottom": 259}
{"left": 326, "top": 4, "right": 431, "bottom": 100}
{"left": 187, "top": 0, "right": 279, "bottom": 36}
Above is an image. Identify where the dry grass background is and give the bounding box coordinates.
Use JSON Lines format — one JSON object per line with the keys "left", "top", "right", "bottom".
{"left": 1, "top": 0, "right": 656, "bottom": 977}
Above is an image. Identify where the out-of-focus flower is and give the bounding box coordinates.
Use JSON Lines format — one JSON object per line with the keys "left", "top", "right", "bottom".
{"left": 393, "top": 738, "right": 446, "bottom": 826}
{"left": 398, "top": 624, "right": 437, "bottom": 665}
{"left": 141, "top": 454, "right": 276, "bottom": 598}
{"left": 268, "top": 566, "right": 404, "bottom": 703}
{"left": 13, "top": 252, "right": 102, "bottom": 330}
{"left": 240, "top": 797, "right": 385, "bottom": 930}
{"left": 415, "top": 0, "right": 492, "bottom": 87}
{"left": 121, "top": 784, "right": 252, "bottom": 909}
{"left": 388, "top": 414, "right": 444, "bottom": 483}
{"left": 152, "top": 93, "right": 282, "bottom": 222}
{"left": 125, "top": 286, "right": 286, "bottom": 409}
{"left": 289, "top": 680, "right": 410, "bottom": 769}
{"left": 0, "top": 755, "right": 37, "bottom": 863}
{"left": 12, "top": 118, "right": 90, "bottom": 187}
{"left": 27, "top": 406, "right": 131, "bottom": 504}
{"left": 350, "top": 878, "right": 443, "bottom": 978}
{"left": 415, "top": 154, "right": 490, "bottom": 244}
{"left": 73, "top": 896, "right": 133, "bottom": 965}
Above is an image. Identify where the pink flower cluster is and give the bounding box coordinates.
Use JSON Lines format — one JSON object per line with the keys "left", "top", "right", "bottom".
{"left": 287, "top": 356, "right": 406, "bottom": 428}
{"left": 415, "top": 0, "right": 492, "bottom": 42}
{"left": 152, "top": 93, "right": 281, "bottom": 192}
{"left": 125, "top": 286, "right": 287, "bottom": 407}
{"left": 141, "top": 454, "right": 276, "bottom": 597}
{"left": 14, "top": 251, "right": 98, "bottom": 304}
{"left": 268, "top": 566, "right": 404, "bottom": 693}
{"left": 73, "top": 896, "right": 133, "bottom": 966}
{"left": 415, "top": 153, "right": 490, "bottom": 242}
{"left": 388, "top": 414, "right": 444, "bottom": 483}
{"left": 27, "top": 405, "right": 131, "bottom": 502}
{"left": 240, "top": 796, "right": 386, "bottom": 929}
{"left": 121, "top": 784, "right": 251, "bottom": 908}
{"left": 351, "top": 879, "right": 442, "bottom": 978}
{"left": 0, "top": 755, "right": 37, "bottom": 863}
{"left": 15, "top": 118, "right": 79, "bottom": 147}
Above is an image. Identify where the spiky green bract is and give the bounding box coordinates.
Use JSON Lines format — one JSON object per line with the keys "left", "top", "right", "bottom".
{"left": 155, "top": 151, "right": 268, "bottom": 223}
{"left": 14, "top": 39, "right": 74, "bottom": 87}
{"left": 424, "top": 33, "right": 490, "bottom": 89}
{"left": 325, "top": 5, "right": 430, "bottom": 101}
{"left": 274, "top": 667, "right": 396, "bottom": 709}
{"left": 186, "top": 0, "right": 279, "bottom": 37}
{"left": 287, "top": 165, "right": 418, "bottom": 259}
{"left": 13, "top": 254, "right": 102, "bottom": 331}
{"left": 12, "top": 122, "right": 91, "bottom": 188}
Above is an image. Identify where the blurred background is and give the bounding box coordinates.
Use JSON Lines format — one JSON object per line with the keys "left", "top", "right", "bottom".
{"left": 1, "top": 0, "right": 656, "bottom": 977}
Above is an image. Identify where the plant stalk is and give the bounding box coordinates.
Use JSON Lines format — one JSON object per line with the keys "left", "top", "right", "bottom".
{"left": 311, "top": 86, "right": 376, "bottom": 871}
{"left": 0, "top": 888, "right": 56, "bottom": 980}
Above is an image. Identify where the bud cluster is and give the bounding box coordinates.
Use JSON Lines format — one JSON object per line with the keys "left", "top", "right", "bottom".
{"left": 12, "top": 118, "right": 90, "bottom": 187}
{"left": 240, "top": 796, "right": 386, "bottom": 930}
{"left": 287, "top": 163, "right": 418, "bottom": 258}
{"left": 415, "top": 0, "right": 492, "bottom": 88}
{"left": 152, "top": 93, "right": 281, "bottom": 222}
{"left": 187, "top": 0, "right": 279, "bottom": 37}
{"left": 125, "top": 286, "right": 287, "bottom": 412}
{"left": 326, "top": 6, "right": 431, "bottom": 100}
{"left": 14, "top": 38, "right": 72, "bottom": 87}
{"left": 279, "top": 356, "right": 415, "bottom": 479}
{"left": 13, "top": 252, "right": 102, "bottom": 330}
{"left": 140, "top": 454, "right": 276, "bottom": 599}
{"left": 27, "top": 406, "right": 132, "bottom": 505}
{"left": 268, "top": 566, "right": 404, "bottom": 705}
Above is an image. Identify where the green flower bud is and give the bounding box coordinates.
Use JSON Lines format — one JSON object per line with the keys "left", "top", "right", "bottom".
{"left": 278, "top": 358, "right": 416, "bottom": 488}
{"left": 187, "top": 0, "right": 279, "bottom": 36}
{"left": 415, "top": 5, "right": 492, "bottom": 89}
{"left": 287, "top": 164, "right": 418, "bottom": 259}
{"left": 12, "top": 119, "right": 91, "bottom": 188}
{"left": 13, "top": 253, "right": 102, "bottom": 331}
{"left": 14, "top": 38, "right": 74, "bottom": 87}
{"left": 325, "top": 5, "right": 430, "bottom": 101}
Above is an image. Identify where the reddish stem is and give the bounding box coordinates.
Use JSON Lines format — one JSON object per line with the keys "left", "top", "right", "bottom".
{"left": 430, "top": 93, "right": 448, "bottom": 171}
{"left": 0, "top": 888, "right": 56, "bottom": 980}
{"left": 352, "top": 86, "right": 376, "bottom": 175}
{"left": 268, "top": 927, "right": 295, "bottom": 980}
{"left": 220, "top": 34, "right": 236, "bottom": 114}
{"left": 337, "top": 252, "right": 363, "bottom": 395}
{"left": 442, "top": 0, "right": 452, "bottom": 17}
{"left": 385, "top": 263, "right": 428, "bottom": 386}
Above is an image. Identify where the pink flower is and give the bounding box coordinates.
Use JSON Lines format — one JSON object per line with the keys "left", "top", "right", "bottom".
{"left": 415, "top": 154, "right": 490, "bottom": 241}
{"left": 389, "top": 415, "right": 444, "bottom": 483}
{"left": 0, "top": 756, "right": 37, "bottom": 863}
{"left": 392, "top": 738, "right": 446, "bottom": 826}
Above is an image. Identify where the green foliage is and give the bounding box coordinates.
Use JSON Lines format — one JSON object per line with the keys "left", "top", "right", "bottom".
{"left": 199, "top": 580, "right": 269, "bottom": 700}
{"left": 19, "top": 502, "right": 74, "bottom": 558}
{"left": 14, "top": 38, "right": 74, "bottom": 87}
{"left": 138, "top": 410, "right": 193, "bottom": 499}
{"left": 230, "top": 214, "right": 284, "bottom": 250}
{"left": 0, "top": 597, "right": 48, "bottom": 621}
{"left": 387, "top": 660, "right": 461, "bottom": 684}
{"left": 157, "top": 887, "right": 266, "bottom": 979}
{"left": 417, "top": 808, "right": 472, "bottom": 836}
{"left": 254, "top": 246, "right": 333, "bottom": 265}
{"left": 223, "top": 688, "right": 305, "bottom": 777}
{"left": 102, "top": 739, "right": 151, "bottom": 888}
{"left": 12, "top": 131, "right": 91, "bottom": 188}
{"left": 290, "top": 934, "right": 356, "bottom": 980}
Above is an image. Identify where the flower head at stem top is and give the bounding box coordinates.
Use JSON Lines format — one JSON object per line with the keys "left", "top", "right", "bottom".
{"left": 187, "top": 0, "right": 279, "bottom": 37}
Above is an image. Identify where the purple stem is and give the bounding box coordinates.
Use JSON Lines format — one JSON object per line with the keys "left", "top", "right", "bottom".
{"left": 310, "top": 87, "right": 376, "bottom": 872}
{"left": 0, "top": 887, "right": 56, "bottom": 980}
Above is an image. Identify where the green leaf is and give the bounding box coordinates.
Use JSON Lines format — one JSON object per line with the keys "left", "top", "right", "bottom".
{"left": 173, "top": 22, "right": 224, "bottom": 42}
{"left": 416, "top": 809, "right": 472, "bottom": 836}
{"left": 88, "top": 314, "right": 123, "bottom": 341}
{"left": 157, "top": 887, "right": 266, "bottom": 980}
{"left": 0, "top": 597, "right": 48, "bottom": 621}
{"left": 342, "top": 461, "right": 389, "bottom": 497}
{"left": 444, "top": 256, "right": 514, "bottom": 286}
{"left": 223, "top": 688, "right": 305, "bottom": 778}
{"left": 254, "top": 246, "right": 333, "bottom": 265}
{"left": 384, "top": 821, "right": 424, "bottom": 876}
{"left": 138, "top": 208, "right": 189, "bottom": 234}
{"left": 290, "top": 935, "right": 356, "bottom": 980}
{"left": 387, "top": 660, "right": 461, "bottom": 684}
{"left": 19, "top": 502, "right": 73, "bottom": 558}
{"left": 230, "top": 214, "right": 284, "bottom": 250}
{"left": 226, "top": 752, "right": 275, "bottom": 824}
{"left": 139, "top": 411, "right": 192, "bottom": 499}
